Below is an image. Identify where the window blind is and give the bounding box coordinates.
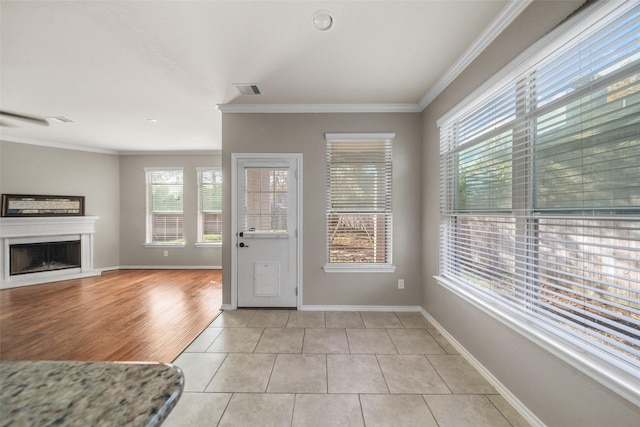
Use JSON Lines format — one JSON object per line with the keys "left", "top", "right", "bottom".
{"left": 326, "top": 134, "right": 393, "bottom": 265}
{"left": 199, "top": 168, "right": 222, "bottom": 243}
{"left": 439, "top": 0, "right": 640, "bottom": 391}
{"left": 147, "top": 168, "right": 184, "bottom": 243}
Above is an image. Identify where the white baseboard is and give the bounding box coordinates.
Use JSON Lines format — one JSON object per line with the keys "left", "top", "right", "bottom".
{"left": 300, "top": 305, "right": 422, "bottom": 312}
{"left": 112, "top": 265, "right": 222, "bottom": 270}
{"left": 419, "top": 308, "right": 545, "bottom": 427}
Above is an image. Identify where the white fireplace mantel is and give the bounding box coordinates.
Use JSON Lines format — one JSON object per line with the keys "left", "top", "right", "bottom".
{"left": 1, "top": 216, "right": 100, "bottom": 289}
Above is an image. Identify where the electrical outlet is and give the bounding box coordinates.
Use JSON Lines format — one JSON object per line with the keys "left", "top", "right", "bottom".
{"left": 163, "top": 250, "right": 168, "bottom": 257}
{"left": 398, "top": 279, "right": 405, "bottom": 289}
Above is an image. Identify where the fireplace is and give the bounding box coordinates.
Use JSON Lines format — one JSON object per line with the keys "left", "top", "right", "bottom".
{"left": 0, "top": 216, "right": 99, "bottom": 289}
{"left": 10, "top": 240, "right": 81, "bottom": 276}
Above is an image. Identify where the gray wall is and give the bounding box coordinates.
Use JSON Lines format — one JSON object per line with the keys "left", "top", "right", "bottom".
{"left": 0, "top": 142, "right": 222, "bottom": 269}
{"left": 221, "top": 113, "right": 423, "bottom": 307}
{"left": 421, "top": 1, "right": 640, "bottom": 425}
{"left": 0, "top": 140, "right": 120, "bottom": 269}
{"left": 119, "top": 154, "right": 222, "bottom": 268}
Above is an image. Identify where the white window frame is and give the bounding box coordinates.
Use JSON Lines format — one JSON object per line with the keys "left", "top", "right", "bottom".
{"left": 324, "top": 133, "right": 395, "bottom": 273}
{"left": 437, "top": 1, "right": 640, "bottom": 406}
{"left": 144, "top": 167, "right": 185, "bottom": 247}
{"left": 196, "top": 167, "right": 222, "bottom": 247}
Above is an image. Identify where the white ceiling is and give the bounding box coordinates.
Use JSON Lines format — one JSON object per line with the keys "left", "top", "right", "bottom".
{"left": 0, "top": 0, "right": 520, "bottom": 153}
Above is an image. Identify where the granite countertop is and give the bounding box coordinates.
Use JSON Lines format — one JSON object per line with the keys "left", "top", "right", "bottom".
{"left": 0, "top": 360, "right": 183, "bottom": 427}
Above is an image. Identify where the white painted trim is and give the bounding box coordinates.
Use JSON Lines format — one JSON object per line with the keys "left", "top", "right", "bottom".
{"left": 231, "top": 153, "right": 303, "bottom": 310}
{"left": 435, "top": 275, "right": 640, "bottom": 408}
{"left": 437, "top": 0, "right": 627, "bottom": 127}
{"left": 117, "top": 265, "right": 222, "bottom": 270}
{"left": 217, "top": 103, "right": 420, "bottom": 114}
{"left": 325, "top": 133, "right": 396, "bottom": 141}
{"left": 322, "top": 264, "right": 396, "bottom": 273}
{"left": 120, "top": 150, "right": 221, "bottom": 156}
{"left": 417, "top": 0, "right": 533, "bottom": 111}
{"left": 2, "top": 137, "right": 221, "bottom": 156}
{"left": 421, "top": 308, "right": 545, "bottom": 427}
{"left": 1, "top": 136, "right": 119, "bottom": 155}
{"left": 143, "top": 243, "right": 186, "bottom": 248}
{"left": 220, "top": 304, "right": 234, "bottom": 311}
{"left": 300, "top": 305, "right": 422, "bottom": 312}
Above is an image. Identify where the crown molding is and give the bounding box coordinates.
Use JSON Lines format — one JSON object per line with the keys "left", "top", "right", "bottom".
{"left": 1, "top": 136, "right": 119, "bottom": 155}
{"left": 219, "top": 1, "right": 531, "bottom": 115}
{"left": 216, "top": 103, "right": 422, "bottom": 114}
{"left": 416, "top": 0, "right": 533, "bottom": 111}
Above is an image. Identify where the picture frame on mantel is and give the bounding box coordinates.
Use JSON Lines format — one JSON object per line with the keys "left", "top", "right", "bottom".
{"left": 1, "top": 194, "right": 85, "bottom": 217}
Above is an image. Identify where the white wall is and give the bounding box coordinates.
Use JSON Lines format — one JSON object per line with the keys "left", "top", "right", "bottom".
{"left": 421, "top": 1, "right": 640, "bottom": 425}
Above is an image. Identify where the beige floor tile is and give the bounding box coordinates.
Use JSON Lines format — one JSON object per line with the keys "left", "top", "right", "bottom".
{"left": 267, "top": 354, "right": 327, "bottom": 393}
{"left": 395, "top": 311, "right": 432, "bottom": 328}
{"left": 427, "top": 329, "right": 459, "bottom": 354}
{"left": 327, "top": 354, "right": 388, "bottom": 393}
{"left": 205, "top": 353, "right": 276, "bottom": 392}
{"left": 254, "top": 328, "right": 304, "bottom": 353}
{"left": 325, "top": 311, "right": 365, "bottom": 328}
{"left": 205, "top": 327, "right": 263, "bottom": 353}
{"left": 248, "top": 309, "right": 291, "bottom": 327}
{"left": 428, "top": 355, "right": 496, "bottom": 394}
{"left": 292, "top": 394, "right": 364, "bottom": 427}
{"left": 424, "top": 395, "right": 512, "bottom": 427}
{"left": 387, "top": 328, "right": 446, "bottom": 354}
{"left": 218, "top": 393, "right": 295, "bottom": 427}
{"left": 182, "top": 327, "right": 224, "bottom": 352}
{"left": 360, "top": 394, "right": 438, "bottom": 427}
{"left": 286, "top": 311, "right": 325, "bottom": 328}
{"left": 162, "top": 392, "right": 231, "bottom": 427}
{"left": 347, "top": 328, "right": 397, "bottom": 354}
{"left": 377, "top": 355, "right": 450, "bottom": 394}
{"left": 172, "top": 352, "right": 227, "bottom": 392}
{"left": 210, "top": 309, "right": 256, "bottom": 327}
{"left": 361, "top": 311, "right": 404, "bottom": 328}
{"left": 302, "top": 328, "right": 349, "bottom": 354}
{"left": 487, "top": 395, "right": 531, "bottom": 427}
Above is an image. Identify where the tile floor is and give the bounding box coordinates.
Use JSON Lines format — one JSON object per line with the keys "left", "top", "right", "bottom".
{"left": 163, "top": 310, "right": 529, "bottom": 427}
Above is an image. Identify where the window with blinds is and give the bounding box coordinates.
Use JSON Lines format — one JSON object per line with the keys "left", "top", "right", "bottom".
{"left": 439, "top": 1, "right": 639, "bottom": 399}
{"left": 145, "top": 168, "right": 184, "bottom": 244}
{"left": 198, "top": 168, "right": 222, "bottom": 243}
{"left": 325, "top": 133, "right": 394, "bottom": 271}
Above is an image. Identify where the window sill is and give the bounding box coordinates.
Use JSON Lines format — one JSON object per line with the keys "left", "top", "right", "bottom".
{"left": 323, "top": 264, "right": 396, "bottom": 273}
{"left": 143, "top": 243, "right": 185, "bottom": 248}
{"left": 434, "top": 275, "right": 640, "bottom": 407}
{"left": 195, "top": 242, "right": 222, "bottom": 248}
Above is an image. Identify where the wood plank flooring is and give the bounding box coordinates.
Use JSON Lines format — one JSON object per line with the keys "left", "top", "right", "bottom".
{"left": 0, "top": 270, "right": 222, "bottom": 363}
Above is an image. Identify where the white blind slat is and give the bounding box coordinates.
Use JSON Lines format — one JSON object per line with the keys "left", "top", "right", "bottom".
{"left": 439, "top": 1, "right": 640, "bottom": 381}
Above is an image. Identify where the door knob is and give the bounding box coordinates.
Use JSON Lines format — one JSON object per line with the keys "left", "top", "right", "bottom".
{"left": 239, "top": 242, "right": 249, "bottom": 248}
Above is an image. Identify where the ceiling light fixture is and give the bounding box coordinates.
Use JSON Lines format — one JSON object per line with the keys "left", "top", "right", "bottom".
{"left": 312, "top": 11, "right": 333, "bottom": 31}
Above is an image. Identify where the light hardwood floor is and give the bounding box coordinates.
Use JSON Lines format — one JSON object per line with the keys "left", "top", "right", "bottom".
{"left": 0, "top": 269, "right": 222, "bottom": 363}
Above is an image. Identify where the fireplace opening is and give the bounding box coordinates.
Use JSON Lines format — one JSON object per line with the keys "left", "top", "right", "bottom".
{"left": 10, "top": 240, "right": 81, "bottom": 276}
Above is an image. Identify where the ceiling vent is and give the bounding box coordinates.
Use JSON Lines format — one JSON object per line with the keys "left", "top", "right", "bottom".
{"left": 233, "top": 84, "right": 261, "bottom": 95}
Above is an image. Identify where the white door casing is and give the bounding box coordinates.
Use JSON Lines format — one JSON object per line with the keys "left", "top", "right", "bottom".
{"left": 231, "top": 154, "right": 302, "bottom": 308}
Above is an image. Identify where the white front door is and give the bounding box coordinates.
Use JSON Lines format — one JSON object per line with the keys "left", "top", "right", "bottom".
{"left": 234, "top": 155, "right": 300, "bottom": 307}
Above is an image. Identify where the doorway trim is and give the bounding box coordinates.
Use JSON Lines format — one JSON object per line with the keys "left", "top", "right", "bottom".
{"left": 230, "top": 153, "right": 303, "bottom": 309}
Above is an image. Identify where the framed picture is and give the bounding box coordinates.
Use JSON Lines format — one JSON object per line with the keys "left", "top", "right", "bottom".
{"left": 1, "top": 194, "right": 85, "bottom": 217}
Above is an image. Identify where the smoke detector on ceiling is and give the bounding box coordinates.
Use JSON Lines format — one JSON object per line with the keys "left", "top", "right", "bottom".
{"left": 233, "top": 84, "right": 262, "bottom": 95}
{"left": 313, "top": 11, "right": 333, "bottom": 31}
